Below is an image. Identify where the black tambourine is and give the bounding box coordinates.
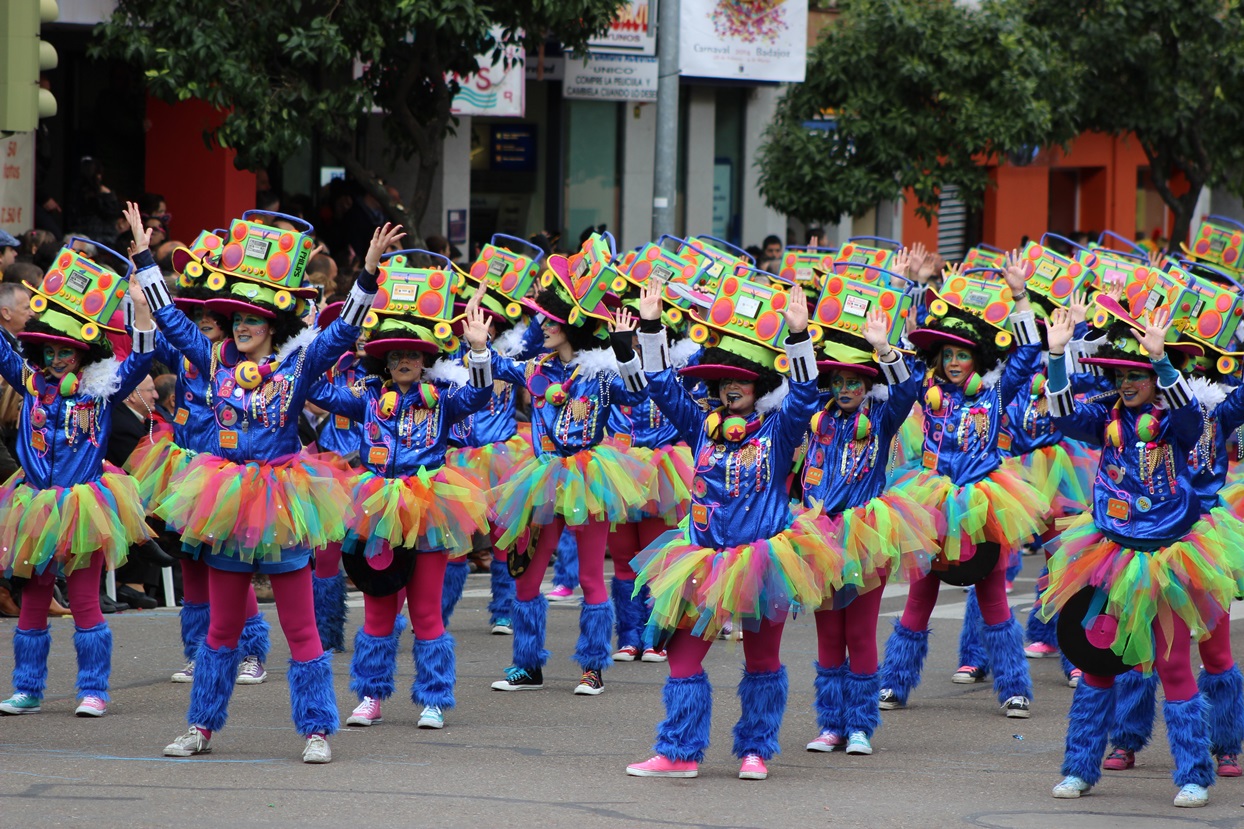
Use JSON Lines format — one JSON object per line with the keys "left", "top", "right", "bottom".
{"left": 340, "top": 545, "right": 417, "bottom": 597}
{"left": 932, "top": 541, "right": 1001, "bottom": 587}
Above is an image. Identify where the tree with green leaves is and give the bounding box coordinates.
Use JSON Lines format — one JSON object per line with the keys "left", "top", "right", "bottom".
{"left": 758, "top": 0, "right": 1078, "bottom": 228}
{"left": 1009, "top": 0, "right": 1244, "bottom": 246}
{"left": 94, "top": 0, "right": 625, "bottom": 244}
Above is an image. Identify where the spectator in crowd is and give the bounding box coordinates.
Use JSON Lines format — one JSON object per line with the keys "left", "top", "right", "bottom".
{"left": 343, "top": 186, "right": 386, "bottom": 264}
{"left": 759, "top": 234, "right": 783, "bottom": 274}
{"left": 0, "top": 282, "right": 32, "bottom": 350}
{"left": 153, "top": 373, "right": 177, "bottom": 423}
{"left": 0, "top": 231, "right": 19, "bottom": 275}
{"left": 256, "top": 189, "right": 281, "bottom": 213}
{"left": 139, "top": 193, "right": 170, "bottom": 249}
{"left": 3, "top": 263, "right": 42, "bottom": 290}
{"left": 425, "top": 234, "right": 450, "bottom": 258}
{"left": 68, "top": 158, "right": 123, "bottom": 248}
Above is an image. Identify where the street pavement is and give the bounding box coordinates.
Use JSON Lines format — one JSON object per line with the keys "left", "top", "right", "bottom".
{"left": 3, "top": 562, "right": 1243, "bottom": 828}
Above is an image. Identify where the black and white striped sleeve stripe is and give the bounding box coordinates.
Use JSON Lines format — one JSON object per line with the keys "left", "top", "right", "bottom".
{"left": 1160, "top": 372, "right": 1193, "bottom": 409}
{"left": 786, "top": 336, "right": 815, "bottom": 384}
{"left": 618, "top": 355, "right": 647, "bottom": 393}
{"left": 878, "top": 353, "right": 910, "bottom": 386}
{"left": 1046, "top": 377, "right": 1076, "bottom": 418}
{"left": 133, "top": 263, "right": 173, "bottom": 311}
{"left": 132, "top": 324, "right": 157, "bottom": 354}
{"left": 339, "top": 283, "right": 376, "bottom": 328}
{"left": 467, "top": 350, "right": 492, "bottom": 387}
{"left": 638, "top": 330, "right": 670, "bottom": 372}
{"left": 1010, "top": 310, "right": 1039, "bottom": 347}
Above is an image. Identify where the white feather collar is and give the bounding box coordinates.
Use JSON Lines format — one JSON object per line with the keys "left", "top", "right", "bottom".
{"left": 756, "top": 378, "right": 789, "bottom": 414}
{"left": 425, "top": 356, "right": 469, "bottom": 387}
{"left": 979, "top": 364, "right": 1003, "bottom": 391}
{"left": 273, "top": 326, "right": 317, "bottom": 367}
{"left": 80, "top": 358, "right": 124, "bottom": 400}
{"left": 867, "top": 383, "right": 890, "bottom": 402}
{"left": 669, "top": 337, "right": 701, "bottom": 370}
{"left": 1188, "top": 376, "right": 1231, "bottom": 414}
{"left": 569, "top": 346, "right": 619, "bottom": 377}
{"left": 493, "top": 322, "right": 530, "bottom": 358}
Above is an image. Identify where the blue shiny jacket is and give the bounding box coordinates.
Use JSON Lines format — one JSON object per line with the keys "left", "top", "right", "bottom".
{"left": 1048, "top": 367, "right": 1203, "bottom": 546}
{"left": 155, "top": 334, "right": 217, "bottom": 455}
{"left": 919, "top": 312, "right": 1043, "bottom": 486}
{"left": 449, "top": 375, "right": 519, "bottom": 448}
{"left": 802, "top": 354, "right": 921, "bottom": 514}
{"left": 608, "top": 398, "right": 681, "bottom": 449}
{"left": 1188, "top": 383, "right": 1244, "bottom": 512}
{"left": 310, "top": 354, "right": 367, "bottom": 458}
{"left": 0, "top": 329, "right": 155, "bottom": 489}
{"left": 639, "top": 330, "right": 820, "bottom": 549}
{"left": 491, "top": 348, "right": 648, "bottom": 458}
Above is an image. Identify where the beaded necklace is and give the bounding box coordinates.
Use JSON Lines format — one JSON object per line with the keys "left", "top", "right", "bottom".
{"left": 724, "top": 435, "right": 772, "bottom": 496}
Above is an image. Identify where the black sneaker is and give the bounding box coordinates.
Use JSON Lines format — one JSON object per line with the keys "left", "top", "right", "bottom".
{"left": 574, "top": 669, "right": 604, "bottom": 696}
{"left": 1003, "top": 695, "right": 1031, "bottom": 718}
{"left": 491, "top": 665, "right": 544, "bottom": 691}
{"left": 952, "top": 665, "right": 988, "bottom": 684}
{"left": 878, "top": 688, "right": 904, "bottom": 710}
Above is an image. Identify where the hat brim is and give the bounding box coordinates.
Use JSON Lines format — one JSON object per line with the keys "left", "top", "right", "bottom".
{"left": 317, "top": 301, "right": 343, "bottom": 328}
{"left": 545, "top": 254, "right": 616, "bottom": 323}
{"left": 363, "top": 338, "right": 441, "bottom": 358}
{"left": 677, "top": 364, "right": 760, "bottom": 381}
{"left": 174, "top": 297, "right": 207, "bottom": 312}
{"left": 1078, "top": 357, "right": 1154, "bottom": 372}
{"left": 816, "top": 360, "right": 879, "bottom": 378}
{"left": 205, "top": 298, "right": 278, "bottom": 320}
{"left": 522, "top": 298, "right": 566, "bottom": 325}
{"left": 18, "top": 330, "right": 89, "bottom": 351}
{"left": 908, "top": 328, "right": 979, "bottom": 351}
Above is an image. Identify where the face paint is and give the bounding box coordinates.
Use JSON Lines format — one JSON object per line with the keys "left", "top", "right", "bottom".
{"left": 386, "top": 349, "right": 423, "bottom": 386}
{"left": 719, "top": 378, "right": 757, "bottom": 414}
{"left": 830, "top": 371, "right": 867, "bottom": 412}
{"left": 232, "top": 313, "right": 272, "bottom": 356}
{"left": 42, "top": 345, "right": 83, "bottom": 379}
{"left": 1114, "top": 368, "right": 1156, "bottom": 407}
{"left": 940, "top": 346, "right": 976, "bottom": 385}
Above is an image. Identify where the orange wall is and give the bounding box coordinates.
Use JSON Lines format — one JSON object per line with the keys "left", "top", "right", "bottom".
{"left": 145, "top": 97, "right": 255, "bottom": 242}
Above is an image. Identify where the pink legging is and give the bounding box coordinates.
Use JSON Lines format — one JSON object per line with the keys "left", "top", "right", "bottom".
{"left": 181, "top": 557, "right": 259, "bottom": 617}
{"left": 18, "top": 552, "right": 106, "bottom": 631}
{"left": 1083, "top": 615, "right": 1199, "bottom": 701}
{"left": 515, "top": 517, "right": 610, "bottom": 605}
{"left": 360, "top": 552, "right": 449, "bottom": 640}
{"left": 206, "top": 565, "right": 321, "bottom": 662}
{"left": 900, "top": 547, "right": 1011, "bottom": 631}
{"left": 314, "top": 542, "right": 343, "bottom": 579}
{"left": 667, "top": 617, "right": 785, "bottom": 677}
{"left": 815, "top": 573, "right": 888, "bottom": 674}
{"left": 608, "top": 517, "right": 670, "bottom": 581}
{"left": 1199, "top": 616, "right": 1235, "bottom": 674}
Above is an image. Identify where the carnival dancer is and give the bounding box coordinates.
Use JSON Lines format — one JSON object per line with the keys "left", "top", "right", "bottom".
{"left": 1041, "top": 305, "right": 1233, "bottom": 807}
{"left": 139, "top": 206, "right": 392, "bottom": 763}
{"left": 625, "top": 278, "right": 839, "bottom": 781}
{"left": 1101, "top": 336, "right": 1244, "bottom": 780}
{"left": 127, "top": 233, "right": 270, "bottom": 684}
{"left": 802, "top": 312, "right": 937, "bottom": 756}
{"left": 879, "top": 253, "right": 1047, "bottom": 718}
{"left": 487, "top": 252, "right": 653, "bottom": 696}
{"left": 0, "top": 238, "right": 156, "bottom": 717}
{"left": 313, "top": 287, "right": 494, "bottom": 730}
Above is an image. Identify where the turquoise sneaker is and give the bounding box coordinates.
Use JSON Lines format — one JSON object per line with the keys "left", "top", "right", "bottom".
{"left": 0, "top": 693, "right": 42, "bottom": 714}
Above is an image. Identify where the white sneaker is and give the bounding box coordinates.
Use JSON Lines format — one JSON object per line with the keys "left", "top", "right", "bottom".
{"left": 164, "top": 726, "right": 212, "bottom": 757}
{"left": 171, "top": 661, "right": 195, "bottom": 683}
{"left": 844, "top": 731, "right": 873, "bottom": 755}
{"left": 235, "top": 656, "right": 267, "bottom": 685}
{"left": 1173, "top": 784, "right": 1209, "bottom": 808}
{"left": 302, "top": 734, "right": 331, "bottom": 764}
{"left": 417, "top": 705, "right": 444, "bottom": 729}
{"left": 1052, "top": 775, "right": 1091, "bottom": 798}
{"left": 1003, "top": 695, "right": 1031, "bottom": 718}
{"left": 347, "top": 696, "right": 382, "bottom": 726}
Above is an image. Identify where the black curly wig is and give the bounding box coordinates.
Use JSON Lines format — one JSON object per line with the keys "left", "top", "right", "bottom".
{"left": 917, "top": 307, "right": 1004, "bottom": 379}
{"left": 535, "top": 288, "right": 606, "bottom": 352}
{"left": 699, "top": 346, "right": 784, "bottom": 401}
{"left": 23, "top": 317, "right": 113, "bottom": 367}
{"left": 177, "top": 285, "right": 231, "bottom": 331}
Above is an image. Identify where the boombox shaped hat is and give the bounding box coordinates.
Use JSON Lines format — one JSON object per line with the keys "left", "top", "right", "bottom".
{"left": 466, "top": 234, "right": 544, "bottom": 304}
{"left": 214, "top": 211, "right": 318, "bottom": 298}
{"left": 524, "top": 250, "right": 619, "bottom": 327}
{"left": 24, "top": 239, "right": 132, "bottom": 350}
{"left": 909, "top": 269, "right": 1018, "bottom": 352}
{"left": 1182, "top": 215, "right": 1244, "bottom": 274}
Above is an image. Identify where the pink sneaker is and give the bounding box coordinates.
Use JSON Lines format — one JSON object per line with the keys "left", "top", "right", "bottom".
{"left": 547, "top": 585, "right": 575, "bottom": 601}
{"left": 1024, "top": 642, "right": 1060, "bottom": 659}
{"left": 1068, "top": 669, "right": 1082, "bottom": 688}
{"left": 74, "top": 696, "right": 107, "bottom": 717}
{"left": 347, "top": 696, "right": 383, "bottom": 726}
{"left": 626, "top": 755, "right": 699, "bottom": 778}
{"left": 1102, "top": 748, "right": 1134, "bottom": 770}
{"left": 806, "top": 730, "right": 844, "bottom": 752}
{"left": 739, "top": 754, "right": 768, "bottom": 780}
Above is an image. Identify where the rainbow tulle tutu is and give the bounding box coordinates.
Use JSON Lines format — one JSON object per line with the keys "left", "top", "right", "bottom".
{"left": 895, "top": 466, "right": 1050, "bottom": 563}
{"left": 491, "top": 443, "right": 654, "bottom": 548}
{"left": 346, "top": 467, "right": 489, "bottom": 557}
{"left": 125, "top": 429, "right": 193, "bottom": 513}
{"left": 633, "top": 505, "right": 848, "bottom": 641}
{"left": 0, "top": 469, "right": 150, "bottom": 577}
{"left": 812, "top": 489, "right": 942, "bottom": 590}
{"left": 612, "top": 441, "right": 693, "bottom": 524}
{"left": 446, "top": 427, "right": 535, "bottom": 497}
{"left": 157, "top": 452, "right": 351, "bottom": 564}
{"left": 1038, "top": 512, "right": 1241, "bottom": 670}
{"left": 1005, "top": 440, "right": 1094, "bottom": 520}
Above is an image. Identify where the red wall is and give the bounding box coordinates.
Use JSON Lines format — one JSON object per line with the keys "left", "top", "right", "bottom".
{"left": 144, "top": 97, "right": 255, "bottom": 242}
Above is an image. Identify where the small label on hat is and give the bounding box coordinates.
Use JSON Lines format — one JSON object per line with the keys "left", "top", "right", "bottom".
{"left": 1106, "top": 498, "right": 1129, "bottom": 520}
{"left": 219, "top": 431, "right": 238, "bottom": 449}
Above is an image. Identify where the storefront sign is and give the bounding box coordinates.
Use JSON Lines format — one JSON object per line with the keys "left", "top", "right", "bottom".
{"left": 0, "top": 133, "right": 34, "bottom": 236}
{"left": 564, "top": 54, "right": 658, "bottom": 102}
{"left": 589, "top": 0, "right": 657, "bottom": 56}
{"left": 491, "top": 125, "right": 538, "bottom": 172}
{"left": 451, "top": 28, "right": 526, "bottom": 117}
{"left": 680, "top": 0, "right": 808, "bottom": 82}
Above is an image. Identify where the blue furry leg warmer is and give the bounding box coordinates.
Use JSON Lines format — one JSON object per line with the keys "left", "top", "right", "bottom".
{"left": 412, "top": 632, "right": 456, "bottom": 709}
{"left": 12, "top": 626, "right": 51, "bottom": 697}
{"left": 179, "top": 602, "right": 210, "bottom": 663}
{"left": 878, "top": 620, "right": 929, "bottom": 705}
{"left": 844, "top": 670, "right": 882, "bottom": 739}
{"left": 611, "top": 577, "right": 643, "bottom": 651}
{"left": 349, "top": 615, "right": 406, "bottom": 701}
{"left": 288, "top": 652, "right": 339, "bottom": 737}
{"left": 1108, "top": 668, "right": 1158, "bottom": 753}
{"left": 73, "top": 623, "right": 112, "bottom": 702}
{"left": 812, "top": 662, "right": 846, "bottom": 735}
{"left": 186, "top": 643, "right": 243, "bottom": 731}
{"left": 732, "top": 665, "right": 789, "bottom": 760}
{"left": 238, "top": 612, "right": 271, "bottom": 664}
{"left": 574, "top": 600, "right": 615, "bottom": 672}
{"left": 441, "top": 560, "right": 470, "bottom": 627}
{"left": 654, "top": 672, "right": 713, "bottom": 762}
{"left": 487, "top": 556, "right": 515, "bottom": 624}
{"left": 1164, "top": 695, "right": 1215, "bottom": 788}
{"left": 1200, "top": 665, "right": 1244, "bottom": 757}
{"left": 981, "top": 614, "right": 1032, "bottom": 704}
{"left": 957, "top": 587, "right": 989, "bottom": 674}
{"left": 511, "top": 595, "right": 550, "bottom": 671}
{"left": 552, "top": 531, "right": 579, "bottom": 589}
{"left": 1061, "top": 680, "right": 1114, "bottom": 787}
{"left": 1025, "top": 571, "right": 1059, "bottom": 648}
{"left": 312, "top": 572, "right": 347, "bottom": 653}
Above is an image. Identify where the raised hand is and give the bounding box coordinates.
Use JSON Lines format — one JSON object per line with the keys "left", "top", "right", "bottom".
{"left": 1137, "top": 306, "right": 1171, "bottom": 361}
{"left": 907, "top": 241, "right": 928, "bottom": 281}
{"left": 891, "top": 249, "right": 912, "bottom": 280}
{"left": 365, "top": 223, "right": 405, "bottom": 274}
{"left": 638, "top": 280, "right": 663, "bottom": 321}
{"left": 862, "top": 309, "right": 892, "bottom": 352}
{"left": 462, "top": 290, "right": 489, "bottom": 351}
{"left": 1068, "top": 290, "right": 1090, "bottom": 324}
{"left": 781, "top": 285, "right": 808, "bottom": 334}
{"left": 123, "top": 201, "right": 152, "bottom": 254}
{"left": 1003, "top": 249, "right": 1031, "bottom": 294}
{"left": 611, "top": 307, "right": 638, "bottom": 334}
{"left": 1047, "top": 307, "right": 1075, "bottom": 354}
